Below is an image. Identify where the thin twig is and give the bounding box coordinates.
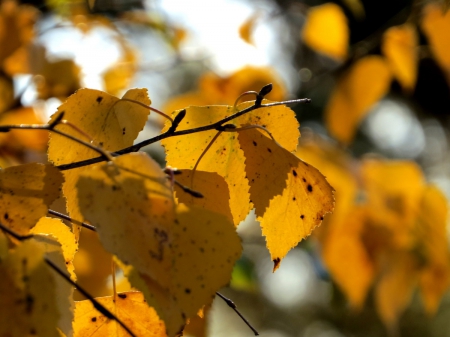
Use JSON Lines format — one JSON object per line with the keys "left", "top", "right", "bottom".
{"left": 216, "top": 292, "right": 259, "bottom": 336}
{"left": 47, "top": 209, "right": 97, "bottom": 232}
{"left": 57, "top": 97, "right": 311, "bottom": 171}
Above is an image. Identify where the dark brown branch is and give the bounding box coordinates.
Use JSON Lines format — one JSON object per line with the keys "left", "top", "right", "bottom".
{"left": 57, "top": 97, "right": 311, "bottom": 171}
{"left": 216, "top": 292, "right": 259, "bottom": 336}
{"left": 47, "top": 209, "right": 97, "bottom": 232}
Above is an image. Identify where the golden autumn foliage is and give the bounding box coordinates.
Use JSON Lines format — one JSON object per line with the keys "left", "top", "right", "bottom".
{"left": 1, "top": 0, "right": 450, "bottom": 336}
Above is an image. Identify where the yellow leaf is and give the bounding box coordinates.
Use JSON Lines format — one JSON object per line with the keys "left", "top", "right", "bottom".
{"left": 239, "top": 12, "right": 259, "bottom": 45}
{"left": 73, "top": 291, "right": 167, "bottom": 337}
{"left": 301, "top": 3, "right": 349, "bottom": 61}
{"left": 322, "top": 206, "right": 374, "bottom": 308}
{"left": 0, "top": 240, "right": 60, "bottom": 337}
{"left": 375, "top": 252, "right": 419, "bottom": 331}
{"left": 76, "top": 152, "right": 175, "bottom": 284}
{"left": 174, "top": 170, "right": 234, "bottom": 224}
{"left": 31, "top": 217, "right": 77, "bottom": 280}
{"left": 417, "top": 185, "right": 450, "bottom": 314}
{"left": 47, "top": 88, "right": 150, "bottom": 239}
{"left": 162, "top": 101, "right": 299, "bottom": 225}
{"left": 421, "top": 3, "right": 450, "bottom": 76}
{"left": 325, "top": 56, "right": 392, "bottom": 144}
{"left": 382, "top": 24, "right": 418, "bottom": 92}
{"left": 0, "top": 106, "right": 49, "bottom": 151}
{"left": 361, "top": 160, "right": 425, "bottom": 247}
{"left": 122, "top": 204, "right": 241, "bottom": 336}
{"left": 0, "top": 163, "right": 63, "bottom": 235}
{"left": 238, "top": 128, "right": 334, "bottom": 269}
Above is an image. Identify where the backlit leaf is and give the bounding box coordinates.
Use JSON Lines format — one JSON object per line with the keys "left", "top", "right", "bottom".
{"left": 0, "top": 163, "right": 63, "bottom": 235}
{"left": 48, "top": 88, "right": 150, "bottom": 239}
{"left": 239, "top": 129, "right": 334, "bottom": 269}
{"left": 31, "top": 217, "right": 77, "bottom": 280}
{"left": 382, "top": 24, "right": 418, "bottom": 92}
{"left": 325, "top": 56, "right": 392, "bottom": 144}
{"left": 162, "top": 101, "right": 299, "bottom": 225}
{"left": 239, "top": 12, "right": 259, "bottom": 45}
{"left": 0, "top": 240, "right": 60, "bottom": 337}
{"left": 122, "top": 204, "right": 241, "bottom": 336}
{"left": 421, "top": 3, "right": 450, "bottom": 76}
{"left": 301, "top": 3, "right": 349, "bottom": 61}
{"left": 73, "top": 291, "right": 167, "bottom": 337}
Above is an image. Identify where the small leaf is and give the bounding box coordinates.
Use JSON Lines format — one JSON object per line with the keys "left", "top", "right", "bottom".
{"left": 382, "top": 24, "right": 418, "bottom": 92}
{"left": 301, "top": 3, "right": 349, "bottom": 61}
{"left": 0, "top": 163, "right": 63, "bottom": 235}
{"left": 239, "top": 12, "right": 259, "bottom": 45}
{"left": 73, "top": 291, "right": 167, "bottom": 337}
{"left": 325, "top": 56, "right": 392, "bottom": 144}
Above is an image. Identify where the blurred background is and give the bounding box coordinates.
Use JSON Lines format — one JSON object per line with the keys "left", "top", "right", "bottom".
{"left": 1, "top": 0, "right": 450, "bottom": 336}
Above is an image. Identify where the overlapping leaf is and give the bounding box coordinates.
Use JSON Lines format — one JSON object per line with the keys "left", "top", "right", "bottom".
{"left": 162, "top": 101, "right": 300, "bottom": 226}
{"left": 73, "top": 291, "right": 167, "bottom": 337}
{"left": 0, "top": 239, "right": 67, "bottom": 337}
{"left": 47, "top": 88, "right": 151, "bottom": 239}
{"left": 75, "top": 153, "right": 242, "bottom": 335}
{"left": 0, "top": 163, "right": 63, "bottom": 235}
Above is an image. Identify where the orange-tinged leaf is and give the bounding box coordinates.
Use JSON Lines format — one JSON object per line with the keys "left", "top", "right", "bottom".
{"left": 76, "top": 152, "right": 175, "bottom": 285}
{"left": 239, "top": 12, "right": 259, "bottom": 45}
{"left": 0, "top": 240, "right": 60, "bottom": 337}
{"left": 375, "top": 252, "right": 419, "bottom": 331}
{"left": 0, "top": 163, "right": 63, "bottom": 235}
{"left": 48, "top": 88, "right": 150, "bottom": 239}
{"left": 121, "top": 204, "right": 242, "bottom": 336}
{"left": 162, "top": 102, "right": 299, "bottom": 226}
{"left": 325, "top": 56, "right": 392, "bottom": 144}
{"left": 322, "top": 206, "right": 374, "bottom": 308}
{"left": 301, "top": 3, "right": 349, "bottom": 61}
{"left": 238, "top": 129, "right": 334, "bottom": 269}
{"left": 73, "top": 291, "right": 167, "bottom": 337}
{"left": 421, "top": 3, "right": 450, "bottom": 76}
{"left": 361, "top": 160, "right": 425, "bottom": 247}
{"left": 417, "top": 186, "right": 450, "bottom": 314}
{"left": 174, "top": 170, "right": 233, "bottom": 224}
{"left": 382, "top": 24, "right": 418, "bottom": 92}
{"left": 0, "top": 106, "right": 49, "bottom": 151}
{"left": 31, "top": 217, "right": 77, "bottom": 280}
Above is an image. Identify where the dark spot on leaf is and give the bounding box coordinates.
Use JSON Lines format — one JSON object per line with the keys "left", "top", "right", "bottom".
{"left": 30, "top": 329, "right": 36, "bottom": 335}
{"left": 185, "top": 288, "right": 191, "bottom": 294}
{"left": 307, "top": 184, "right": 313, "bottom": 192}
{"left": 267, "top": 148, "right": 272, "bottom": 153}
{"left": 301, "top": 215, "right": 304, "bottom": 219}
{"left": 253, "top": 141, "right": 257, "bottom": 146}
{"left": 91, "top": 317, "right": 97, "bottom": 322}
{"left": 293, "top": 170, "right": 297, "bottom": 177}
{"left": 26, "top": 295, "right": 34, "bottom": 314}
{"left": 273, "top": 258, "right": 280, "bottom": 270}
{"left": 96, "top": 96, "right": 103, "bottom": 103}
{"left": 320, "top": 216, "right": 324, "bottom": 220}
{"left": 302, "top": 178, "right": 306, "bottom": 182}
{"left": 293, "top": 197, "right": 296, "bottom": 201}
{"left": 118, "top": 293, "right": 127, "bottom": 299}
{"left": 122, "top": 127, "right": 126, "bottom": 135}
{"left": 3, "top": 213, "right": 8, "bottom": 220}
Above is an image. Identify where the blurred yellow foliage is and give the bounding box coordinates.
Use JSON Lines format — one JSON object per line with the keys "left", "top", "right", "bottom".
{"left": 297, "top": 136, "right": 450, "bottom": 330}
{"left": 301, "top": 3, "right": 349, "bottom": 61}
{"left": 325, "top": 56, "right": 392, "bottom": 144}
